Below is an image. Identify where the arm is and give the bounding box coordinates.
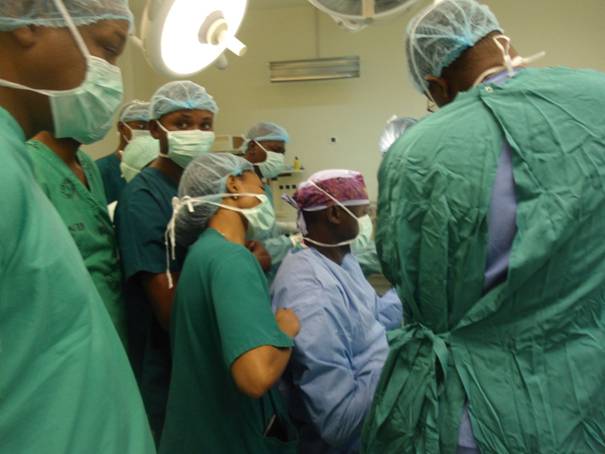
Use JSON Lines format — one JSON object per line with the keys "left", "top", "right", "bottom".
{"left": 140, "top": 271, "right": 179, "bottom": 331}
{"left": 231, "top": 308, "right": 300, "bottom": 399}
{"left": 376, "top": 288, "right": 404, "bottom": 330}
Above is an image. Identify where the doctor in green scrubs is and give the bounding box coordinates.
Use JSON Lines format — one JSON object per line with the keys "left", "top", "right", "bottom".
{"left": 160, "top": 152, "right": 300, "bottom": 453}
{"left": 115, "top": 80, "right": 219, "bottom": 443}
{"left": 96, "top": 99, "right": 151, "bottom": 203}
{"left": 27, "top": 132, "right": 126, "bottom": 341}
{"left": 0, "top": 1, "right": 154, "bottom": 453}
{"left": 364, "top": 1, "right": 605, "bottom": 453}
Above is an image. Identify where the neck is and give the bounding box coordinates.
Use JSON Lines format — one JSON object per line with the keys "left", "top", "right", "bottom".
{"left": 0, "top": 87, "right": 39, "bottom": 139}
{"left": 150, "top": 156, "right": 183, "bottom": 186}
{"left": 209, "top": 208, "right": 247, "bottom": 245}
{"left": 306, "top": 232, "right": 349, "bottom": 265}
{"left": 33, "top": 131, "right": 80, "bottom": 163}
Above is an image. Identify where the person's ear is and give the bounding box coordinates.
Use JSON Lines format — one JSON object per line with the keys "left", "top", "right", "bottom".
{"left": 149, "top": 120, "right": 163, "bottom": 140}
{"left": 117, "top": 122, "right": 129, "bottom": 139}
{"left": 225, "top": 175, "right": 244, "bottom": 195}
{"left": 326, "top": 205, "right": 343, "bottom": 225}
{"left": 425, "top": 75, "right": 451, "bottom": 107}
{"left": 11, "top": 26, "right": 38, "bottom": 49}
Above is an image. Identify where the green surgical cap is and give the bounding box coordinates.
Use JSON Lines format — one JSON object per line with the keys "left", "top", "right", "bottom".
{"left": 0, "top": 0, "right": 133, "bottom": 31}
{"left": 406, "top": 0, "right": 501, "bottom": 93}
{"left": 150, "top": 81, "right": 219, "bottom": 120}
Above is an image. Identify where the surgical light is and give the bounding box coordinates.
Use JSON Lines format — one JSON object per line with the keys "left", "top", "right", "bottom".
{"left": 140, "top": 0, "right": 248, "bottom": 77}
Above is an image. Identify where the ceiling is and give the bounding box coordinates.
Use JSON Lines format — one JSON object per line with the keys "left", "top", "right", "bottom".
{"left": 251, "top": 0, "right": 307, "bottom": 8}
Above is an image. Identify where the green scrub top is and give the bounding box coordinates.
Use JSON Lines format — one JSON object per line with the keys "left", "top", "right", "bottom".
{"left": 364, "top": 68, "right": 605, "bottom": 453}
{"left": 115, "top": 166, "right": 184, "bottom": 443}
{"left": 27, "top": 140, "right": 126, "bottom": 342}
{"left": 0, "top": 109, "right": 154, "bottom": 452}
{"left": 160, "top": 228, "right": 297, "bottom": 454}
{"left": 97, "top": 151, "right": 126, "bottom": 203}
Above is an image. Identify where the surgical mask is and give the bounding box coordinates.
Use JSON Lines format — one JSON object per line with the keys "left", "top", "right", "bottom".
{"left": 301, "top": 181, "right": 371, "bottom": 249}
{"left": 120, "top": 161, "right": 140, "bottom": 182}
{"left": 158, "top": 122, "right": 215, "bottom": 168}
{"left": 255, "top": 141, "right": 287, "bottom": 179}
{"left": 221, "top": 194, "right": 276, "bottom": 242}
{"left": 0, "top": 0, "right": 123, "bottom": 144}
{"left": 165, "top": 192, "right": 275, "bottom": 287}
{"left": 350, "top": 215, "right": 373, "bottom": 251}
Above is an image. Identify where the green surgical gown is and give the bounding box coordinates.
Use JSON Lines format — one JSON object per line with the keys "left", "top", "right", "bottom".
{"left": 28, "top": 140, "right": 126, "bottom": 341}
{"left": 160, "top": 228, "right": 297, "bottom": 453}
{"left": 364, "top": 68, "right": 605, "bottom": 453}
{"left": 0, "top": 108, "right": 154, "bottom": 452}
{"left": 96, "top": 151, "right": 126, "bottom": 203}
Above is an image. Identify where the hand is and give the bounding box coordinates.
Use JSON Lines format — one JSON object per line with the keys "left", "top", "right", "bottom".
{"left": 275, "top": 308, "right": 300, "bottom": 338}
{"left": 246, "top": 240, "right": 272, "bottom": 271}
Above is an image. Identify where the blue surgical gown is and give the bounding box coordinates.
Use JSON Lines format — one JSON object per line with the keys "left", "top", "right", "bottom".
{"left": 271, "top": 248, "right": 402, "bottom": 452}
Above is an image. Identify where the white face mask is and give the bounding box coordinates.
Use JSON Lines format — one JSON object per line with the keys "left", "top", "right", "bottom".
{"left": 120, "top": 161, "right": 141, "bottom": 183}
{"left": 157, "top": 122, "right": 215, "bottom": 168}
{"left": 0, "top": 0, "right": 123, "bottom": 144}
{"left": 255, "top": 141, "right": 287, "bottom": 179}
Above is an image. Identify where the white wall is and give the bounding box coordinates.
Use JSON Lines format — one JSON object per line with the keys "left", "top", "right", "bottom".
{"left": 85, "top": 0, "right": 605, "bottom": 204}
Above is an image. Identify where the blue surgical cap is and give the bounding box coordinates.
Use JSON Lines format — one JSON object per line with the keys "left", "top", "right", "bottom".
{"left": 150, "top": 81, "right": 219, "bottom": 120}
{"left": 379, "top": 116, "right": 417, "bottom": 155}
{"left": 175, "top": 153, "right": 253, "bottom": 246}
{"left": 0, "top": 0, "right": 133, "bottom": 31}
{"left": 119, "top": 100, "right": 151, "bottom": 123}
{"left": 246, "top": 122, "right": 289, "bottom": 143}
{"left": 406, "top": 0, "right": 502, "bottom": 93}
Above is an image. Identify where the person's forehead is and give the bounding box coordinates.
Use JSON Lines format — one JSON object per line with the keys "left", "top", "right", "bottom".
{"left": 259, "top": 140, "right": 285, "bottom": 150}
{"left": 80, "top": 19, "right": 129, "bottom": 43}
{"left": 161, "top": 109, "right": 214, "bottom": 121}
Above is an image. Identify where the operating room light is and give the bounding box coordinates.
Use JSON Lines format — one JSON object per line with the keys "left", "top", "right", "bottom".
{"left": 141, "top": 0, "right": 248, "bottom": 78}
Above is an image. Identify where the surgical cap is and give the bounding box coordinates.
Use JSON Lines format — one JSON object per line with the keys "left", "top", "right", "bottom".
{"left": 0, "top": 0, "right": 133, "bottom": 31}
{"left": 406, "top": 0, "right": 501, "bottom": 93}
{"left": 246, "top": 122, "right": 289, "bottom": 143}
{"left": 293, "top": 169, "right": 369, "bottom": 212}
{"left": 119, "top": 100, "right": 151, "bottom": 123}
{"left": 122, "top": 135, "right": 159, "bottom": 172}
{"left": 379, "top": 116, "right": 417, "bottom": 155}
{"left": 174, "top": 153, "right": 253, "bottom": 246}
{"left": 150, "top": 81, "right": 219, "bottom": 120}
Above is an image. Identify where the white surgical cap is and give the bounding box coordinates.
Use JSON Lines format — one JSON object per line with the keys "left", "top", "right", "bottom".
{"left": 246, "top": 122, "right": 289, "bottom": 143}
{"left": 406, "top": 0, "right": 501, "bottom": 93}
{"left": 379, "top": 116, "right": 417, "bottom": 155}
{"left": 150, "top": 81, "right": 219, "bottom": 120}
{"left": 174, "top": 153, "right": 253, "bottom": 246}
{"left": 119, "top": 100, "right": 151, "bottom": 123}
{"left": 0, "top": 0, "right": 133, "bottom": 31}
